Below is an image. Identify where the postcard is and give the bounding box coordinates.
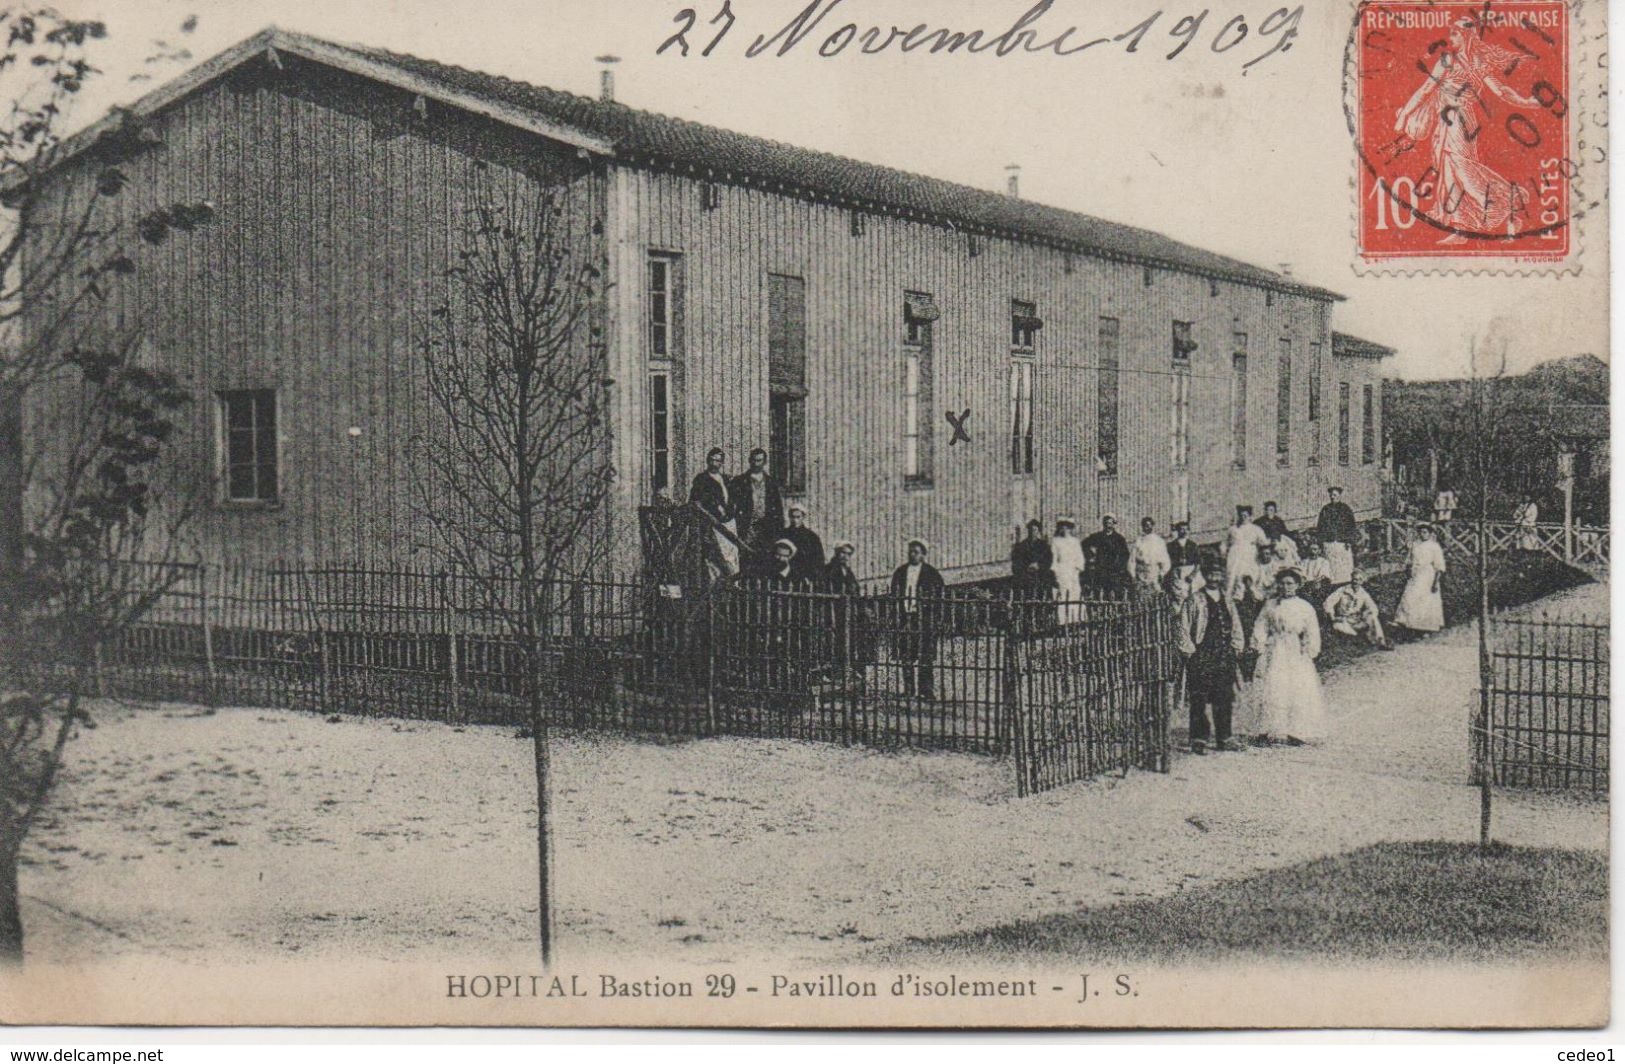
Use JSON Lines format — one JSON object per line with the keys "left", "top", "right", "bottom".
{"left": 0, "top": 0, "right": 1608, "bottom": 1029}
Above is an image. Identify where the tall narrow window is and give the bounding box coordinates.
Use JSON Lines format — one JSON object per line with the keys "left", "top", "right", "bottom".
{"left": 1308, "top": 340, "right": 1323, "bottom": 463}
{"left": 1362, "top": 384, "right": 1376, "bottom": 464}
{"left": 1010, "top": 300, "right": 1039, "bottom": 475}
{"left": 1276, "top": 338, "right": 1292, "bottom": 467}
{"left": 1171, "top": 370, "right": 1192, "bottom": 468}
{"left": 1231, "top": 332, "right": 1248, "bottom": 469}
{"left": 768, "top": 273, "right": 807, "bottom": 494}
{"left": 903, "top": 292, "right": 937, "bottom": 486}
{"left": 1010, "top": 361, "right": 1034, "bottom": 475}
{"left": 1096, "top": 317, "right": 1120, "bottom": 476}
{"left": 649, "top": 371, "right": 672, "bottom": 494}
{"left": 647, "top": 252, "right": 683, "bottom": 496}
{"left": 1338, "top": 381, "right": 1352, "bottom": 467}
{"left": 219, "top": 389, "right": 278, "bottom": 504}
{"left": 648, "top": 256, "right": 674, "bottom": 357}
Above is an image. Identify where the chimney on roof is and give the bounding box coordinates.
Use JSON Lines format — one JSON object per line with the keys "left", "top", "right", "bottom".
{"left": 596, "top": 54, "right": 621, "bottom": 103}
{"left": 1004, "top": 163, "right": 1021, "bottom": 198}
{"left": 1277, "top": 262, "right": 1293, "bottom": 278}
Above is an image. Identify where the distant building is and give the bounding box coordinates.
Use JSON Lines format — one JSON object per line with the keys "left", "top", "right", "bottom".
{"left": 18, "top": 28, "right": 1393, "bottom": 581}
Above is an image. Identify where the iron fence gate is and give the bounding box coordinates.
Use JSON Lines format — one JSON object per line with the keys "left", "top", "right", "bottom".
{"left": 1480, "top": 615, "right": 1609, "bottom": 794}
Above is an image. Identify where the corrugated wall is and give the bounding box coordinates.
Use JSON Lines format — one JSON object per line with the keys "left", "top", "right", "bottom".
{"left": 613, "top": 166, "right": 1384, "bottom": 583}
{"left": 26, "top": 59, "right": 605, "bottom": 571}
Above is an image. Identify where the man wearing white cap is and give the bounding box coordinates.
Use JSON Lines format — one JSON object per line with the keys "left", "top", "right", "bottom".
{"left": 781, "top": 502, "right": 825, "bottom": 583}
{"left": 1130, "top": 516, "right": 1172, "bottom": 589}
{"left": 890, "top": 539, "right": 945, "bottom": 700}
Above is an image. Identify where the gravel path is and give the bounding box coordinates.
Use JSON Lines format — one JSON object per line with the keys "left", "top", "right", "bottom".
{"left": 20, "top": 583, "right": 1608, "bottom": 966}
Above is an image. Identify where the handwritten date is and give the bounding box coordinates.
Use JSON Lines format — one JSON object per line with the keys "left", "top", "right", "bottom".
{"left": 659, "top": 0, "right": 1302, "bottom": 74}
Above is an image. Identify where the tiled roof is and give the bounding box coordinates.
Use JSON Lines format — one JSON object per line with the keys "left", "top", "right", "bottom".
{"left": 45, "top": 28, "right": 1346, "bottom": 301}
{"left": 1332, "top": 332, "right": 1397, "bottom": 359}
{"left": 329, "top": 36, "right": 1342, "bottom": 301}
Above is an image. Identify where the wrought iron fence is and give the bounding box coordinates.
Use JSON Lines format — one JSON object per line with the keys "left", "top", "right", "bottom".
{"left": 1479, "top": 615, "right": 1609, "bottom": 794}
{"left": 7, "top": 562, "right": 1181, "bottom": 794}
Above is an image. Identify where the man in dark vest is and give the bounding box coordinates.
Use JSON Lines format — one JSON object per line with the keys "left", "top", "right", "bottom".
{"left": 731, "top": 447, "right": 786, "bottom": 550}
{"left": 1167, "top": 519, "right": 1201, "bottom": 592}
{"left": 1009, "top": 518, "right": 1054, "bottom": 600}
{"left": 1256, "top": 500, "right": 1289, "bottom": 545}
{"left": 688, "top": 446, "right": 739, "bottom": 579}
{"left": 1315, "top": 485, "right": 1359, "bottom": 584}
{"left": 890, "top": 538, "right": 945, "bottom": 700}
{"left": 1178, "top": 558, "right": 1246, "bottom": 754}
{"left": 1082, "top": 514, "right": 1130, "bottom": 593}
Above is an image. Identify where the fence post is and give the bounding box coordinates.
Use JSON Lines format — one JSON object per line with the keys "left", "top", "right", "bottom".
{"left": 443, "top": 572, "right": 461, "bottom": 721}
{"left": 310, "top": 571, "right": 332, "bottom": 711}
{"left": 1006, "top": 604, "right": 1028, "bottom": 797}
{"left": 840, "top": 590, "right": 853, "bottom": 746}
{"left": 200, "top": 564, "right": 217, "bottom": 707}
{"left": 705, "top": 587, "right": 717, "bottom": 735}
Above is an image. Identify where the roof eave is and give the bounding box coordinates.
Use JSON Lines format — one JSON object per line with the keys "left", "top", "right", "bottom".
{"left": 0, "top": 27, "right": 614, "bottom": 194}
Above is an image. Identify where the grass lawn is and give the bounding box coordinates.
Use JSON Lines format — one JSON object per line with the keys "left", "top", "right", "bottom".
{"left": 892, "top": 841, "right": 1608, "bottom": 966}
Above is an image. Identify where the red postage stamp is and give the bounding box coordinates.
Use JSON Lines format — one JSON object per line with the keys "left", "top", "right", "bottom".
{"left": 1352, "top": 0, "right": 1572, "bottom": 262}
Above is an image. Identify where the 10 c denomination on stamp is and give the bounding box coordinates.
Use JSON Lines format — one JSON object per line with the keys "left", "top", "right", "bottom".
{"left": 1352, "top": 0, "right": 1573, "bottom": 263}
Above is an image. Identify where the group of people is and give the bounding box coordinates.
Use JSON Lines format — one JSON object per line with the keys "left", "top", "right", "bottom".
{"left": 689, "top": 447, "right": 949, "bottom": 699}
{"left": 688, "top": 450, "right": 1454, "bottom": 726}
{"left": 689, "top": 446, "right": 863, "bottom": 592}
{"left": 1010, "top": 513, "right": 1189, "bottom": 622}
{"left": 1176, "top": 488, "right": 1450, "bottom": 754}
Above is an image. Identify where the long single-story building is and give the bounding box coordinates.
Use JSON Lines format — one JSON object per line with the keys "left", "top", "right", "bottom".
{"left": 18, "top": 27, "right": 1393, "bottom": 583}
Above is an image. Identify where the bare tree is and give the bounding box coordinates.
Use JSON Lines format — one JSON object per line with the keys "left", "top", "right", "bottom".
{"left": 1, "top": 337, "right": 195, "bottom": 961}
{"left": 414, "top": 168, "right": 613, "bottom": 965}
{"left": 0, "top": 8, "right": 211, "bottom": 963}
{"left": 1465, "top": 331, "right": 1510, "bottom": 849}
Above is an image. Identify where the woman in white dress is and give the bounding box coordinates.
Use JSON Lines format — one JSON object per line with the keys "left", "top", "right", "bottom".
{"left": 1247, "top": 569, "right": 1328, "bottom": 745}
{"left": 1050, "top": 517, "right": 1086, "bottom": 625}
{"left": 1513, "top": 497, "right": 1540, "bottom": 552}
{"left": 1393, "top": 523, "right": 1447, "bottom": 633}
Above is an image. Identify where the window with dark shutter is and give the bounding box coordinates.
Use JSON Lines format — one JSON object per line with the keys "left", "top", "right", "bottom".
{"left": 1232, "top": 331, "right": 1248, "bottom": 470}
{"left": 1276, "top": 338, "right": 1292, "bottom": 467}
{"left": 768, "top": 273, "right": 807, "bottom": 494}
{"left": 903, "top": 291, "right": 935, "bottom": 486}
{"left": 1097, "top": 317, "right": 1120, "bottom": 477}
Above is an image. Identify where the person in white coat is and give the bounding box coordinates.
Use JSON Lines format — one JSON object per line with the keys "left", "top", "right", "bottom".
{"left": 1393, "top": 523, "right": 1447, "bottom": 633}
{"left": 1130, "top": 516, "right": 1172, "bottom": 589}
{"left": 1224, "top": 505, "right": 1269, "bottom": 601}
{"left": 1050, "top": 517, "right": 1086, "bottom": 625}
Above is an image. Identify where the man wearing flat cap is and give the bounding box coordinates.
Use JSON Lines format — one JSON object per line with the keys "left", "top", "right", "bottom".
{"left": 890, "top": 539, "right": 945, "bottom": 700}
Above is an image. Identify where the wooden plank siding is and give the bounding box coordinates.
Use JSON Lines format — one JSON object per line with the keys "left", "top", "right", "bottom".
{"left": 613, "top": 166, "right": 1386, "bottom": 583}
{"left": 24, "top": 58, "right": 607, "bottom": 572}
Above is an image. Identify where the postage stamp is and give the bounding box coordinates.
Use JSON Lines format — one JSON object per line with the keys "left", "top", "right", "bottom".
{"left": 1350, "top": 0, "right": 1578, "bottom": 267}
